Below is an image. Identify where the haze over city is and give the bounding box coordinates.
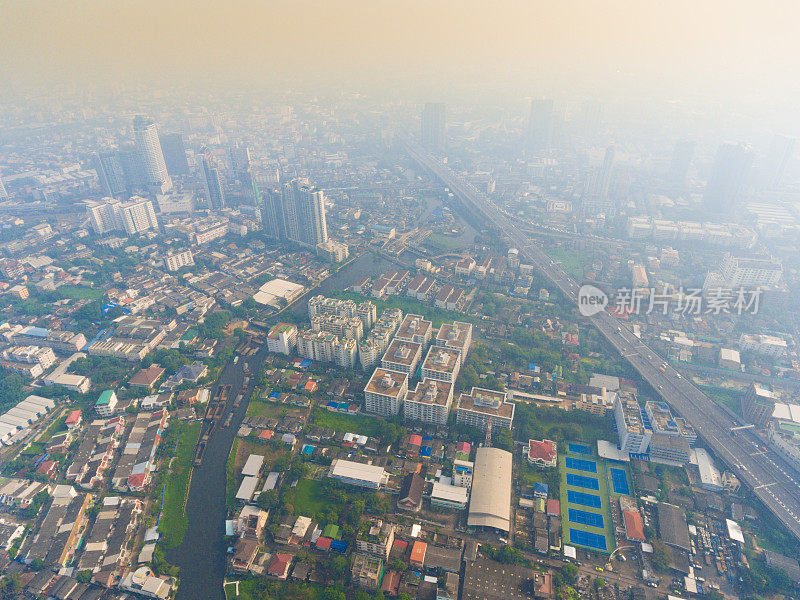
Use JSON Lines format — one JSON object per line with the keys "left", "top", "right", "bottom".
{"left": 1, "top": 2, "right": 800, "bottom": 600}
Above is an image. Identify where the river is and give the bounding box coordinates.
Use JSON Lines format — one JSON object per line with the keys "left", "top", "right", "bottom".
{"left": 167, "top": 251, "right": 396, "bottom": 599}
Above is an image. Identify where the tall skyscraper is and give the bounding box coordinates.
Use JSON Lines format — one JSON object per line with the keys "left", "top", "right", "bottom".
{"left": 0, "top": 174, "right": 8, "bottom": 200}
{"left": 281, "top": 178, "right": 328, "bottom": 246}
{"left": 421, "top": 103, "right": 446, "bottom": 152}
{"left": 118, "top": 146, "right": 145, "bottom": 191}
{"left": 704, "top": 143, "right": 754, "bottom": 215}
{"left": 583, "top": 145, "right": 616, "bottom": 215}
{"left": 667, "top": 140, "right": 696, "bottom": 185}
{"left": 93, "top": 151, "right": 126, "bottom": 197}
{"left": 262, "top": 189, "right": 288, "bottom": 240}
{"left": 201, "top": 148, "right": 225, "bottom": 210}
{"left": 762, "top": 135, "right": 795, "bottom": 190}
{"left": 229, "top": 142, "right": 260, "bottom": 205}
{"left": 132, "top": 115, "right": 172, "bottom": 191}
{"left": 159, "top": 132, "right": 190, "bottom": 177}
{"left": 579, "top": 99, "right": 602, "bottom": 140}
{"left": 526, "top": 99, "right": 554, "bottom": 154}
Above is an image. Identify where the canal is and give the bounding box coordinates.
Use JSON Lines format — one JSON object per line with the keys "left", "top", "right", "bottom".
{"left": 167, "top": 251, "right": 395, "bottom": 599}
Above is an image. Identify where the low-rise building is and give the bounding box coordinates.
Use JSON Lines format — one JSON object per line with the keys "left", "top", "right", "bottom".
{"left": 456, "top": 387, "right": 515, "bottom": 431}
{"left": 525, "top": 439, "right": 557, "bottom": 468}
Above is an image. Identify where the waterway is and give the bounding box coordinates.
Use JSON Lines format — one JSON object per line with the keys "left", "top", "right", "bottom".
{"left": 167, "top": 251, "right": 396, "bottom": 600}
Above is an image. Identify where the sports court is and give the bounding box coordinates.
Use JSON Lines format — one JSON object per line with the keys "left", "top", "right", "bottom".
{"left": 568, "top": 508, "right": 605, "bottom": 528}
{"left": 561, "top": 444, "right": 615, "bottom": 554}
{"left": 610, "top": 468, "right": 630, "bottom": 495}
{"left": 566, "top": 473, "right": 600, "bottom": 490}
{"left": 567, "top": 490, "right": 602, "bottom": 508}
{"left": 568, "top": 442, "right": 591, "bottom": 455}
{"left": 569, "top": 528, "right": 608, "bottom": 551}
{"left": 565, "top": 456, "right": 598, "bottom": 473}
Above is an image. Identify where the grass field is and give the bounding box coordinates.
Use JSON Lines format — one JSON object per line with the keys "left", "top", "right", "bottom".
{"left": 559, "top": 447, "right": 615, "bottom": 554}
{"left": 245, "top": 398, "right": 287, "bottom": 418}
{"left": 225, "top": 579, "right": 325, "bottom": 600}
{"left": 57, "top": 285, "right": 104, "bottom": 300}
{"left": 158, "top": 421, "right": 201, "bottom": 549}
{"left": 286, "top": 478, "right": 327, "bottom": 516}
{"left": 543, "top": 246, "right": 586, "bottom": 279}
{"left": 698, "top": 384, "right": 743, "bottom": 416}
{"left": 309, "top": 407, "right": 385, "bottom": 437}
{"left": 427, "top": 232, "right": 467, "bottom": 251}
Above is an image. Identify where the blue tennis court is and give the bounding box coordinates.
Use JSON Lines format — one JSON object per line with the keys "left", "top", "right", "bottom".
{"left": 610, "top": 468, "right": 630, "bottom": 495}
{"left": 567, "top": 490, "right": 602, "bottom": 508}
{"left": 569, "top": 443, "right": 591, "bottom": 455}
{"left": 566, "top": 456, "right": 598, "bottom": 473}
{"left": 569, "top": 508, "right": 605, "bottom": 528}
{"left": 567, "top": 473, "right": 600, "bottom": 490}
{"left": 569, "top": 528, "right": 608, "bottom": 551}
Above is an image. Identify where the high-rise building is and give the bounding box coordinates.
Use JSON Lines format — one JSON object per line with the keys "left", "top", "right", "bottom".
{"left": 93, "top": 151, "right": 127, "bottom": 197}
{"left": 667, "top": 140, "right": 695, "bottom": 185}
{"left": 118, "top": 146, "right": 145, "bottom": 191}
{"left": 201, "top": 148, "right": 225, "bottom": 210}
{"left": 583, "top": 145, "right": 615, "bottom": 214}
{"left": 262, "top": 189, "right": 288, "bottom": 240}
{"left": 421, "top": 103, "right": 446, "bottom": 152}
{"left": 762, "top": 135, "right": 795, "bottom": 190}
{"left": 281, "top": 178, "right": 328, "bottom": 246}
{"left": 85, "top": 197, "right": 158, "bottom": 236}
{"left": 159, "top": 133, "right": 190, "bottom": 177}
{"left": 0, "top": 174, "right": 7, "bottom": 200}
{"left": 527, "top": 99, "right": 554, "bottom": 154}
{"left": 132, "top": 116, "right": 172, "bottom": 191}
{"left": 703, "top": 143, "right": 753, "bottom": 215}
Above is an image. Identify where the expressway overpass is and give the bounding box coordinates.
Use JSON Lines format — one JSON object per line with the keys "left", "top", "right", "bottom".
{"left": 401, "top": 138, "right": 800, "bottom": 542}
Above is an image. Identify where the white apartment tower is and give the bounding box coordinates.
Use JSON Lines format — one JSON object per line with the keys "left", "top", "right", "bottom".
{"left": 133, "top": 115, "right": 172, "bottom": 191}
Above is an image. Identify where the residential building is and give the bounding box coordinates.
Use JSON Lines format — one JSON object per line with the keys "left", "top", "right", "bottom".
{"left": 525, "top": 439, "right": 557, "bottom": 468}
{"left": 201, "top": 148, "right": 225, "bottom": 209}
{"left": 739, "top": 333, "right": 787, "bottom": 357}
{"left": 163, "top": 250, "right": 194, "bottom": 272}
{"left": 420, "top": 346, "right": 462, "bottom": 384}
{"left": 364, "top": 368, "right": 408, "bottom": 416}
{"left": 279, "top": 178, "right": 328, "bottom": 247}
{"left": 394, "top": 314, "right": 432, "bottom": 346}
{"left": 267, "top": 323, "right": 298, "bottom": 355}
{"left": 297, "top": 330, "right": 357, "bottom": 368}
{"left": 742, "top": 383, "right": 776, "bottom": 426}
{"left": 381, "top": 339, "right": 422, "bottom": 375}
{"left": 453, "top": 459, "right": 474, "bottom": 488}
{"left": 316, "top": 239, "right": 349, "bottom": 263}
{"left": 356, "top": 519, "right": 396, "bottom": 560}
{"left": 95, "top": 390, "right": 118, "bottom": 417}
{"left": 435, "top": 321, "right": 473, "bottom": 356}
{"left": 352, "top": 554, "right": 383, "bottom": 591}
{"left": 456, "top": 387, "right": 515, "bottom": 431}
{"left": 717, "top": 253, "right": 782, "bottom": 287}
{"left": 421, "top": 102, "right": 446, "bottom": 151}
{"left": 133, "top": 115, "right": 172, "bottom": 191}
{"left": 403, "top": 378, "right": 454, "bottom": 425}
{"left": 614, "top": 395, "right": 651, "bottom": 455}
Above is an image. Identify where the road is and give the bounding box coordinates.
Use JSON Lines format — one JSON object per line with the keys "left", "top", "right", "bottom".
{"left": 401, "top": 139, "right": 800, "bottom": 543}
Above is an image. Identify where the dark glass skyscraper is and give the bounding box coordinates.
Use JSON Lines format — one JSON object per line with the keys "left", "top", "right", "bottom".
{"left": 201, "top": 148, "right": 225, "bottom": 210}
{"left": 704, "top": 143, "right": 753, "bottom": 216}
{"left": 93, "top": 150, "right": 126, "bottom": 196}
{"left": 421, "top": 103, "right": 446, "bottom": 151}
{"left": 159, "top": 132, "right": 190, "bottom": 177}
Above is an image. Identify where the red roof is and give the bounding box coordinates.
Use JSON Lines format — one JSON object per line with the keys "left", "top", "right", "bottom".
{"left": 316, "top": 537, "right": 332, "bottom": 550}
{"left": 393, "top": 539, "right": 408, "bottom": 550}
{"left": 410, "top": 541, "right": 427, "bottom": 565}
{"left": 267, "top": 553, "right": 292, "bottom": 578}
{"left": 623, "top": 510, "right": 645, "bottom": 542}
{"left": 65, "top": 410, "right": 82, "bottom": 425}
{"left": 380, "top": 570, "right": 401, "bottom": 596}
{"left": 35, "top": 460, "right": 56, "bottom": 476}
{"left": 546, "top": 499, "right": 560, "bottom": 515}
{"left": 527, "top": 439, "right": 557, "bottom": 462}
{"left": 304, "top": 381, "right": 317, "bottom": 392}
{"left": 259, "top": 429, "right": 274, "bottom": 440}
{"left": 456, "top": 441, "right": 471, "bottom": 452}
{"left": 408, "top": 434, "right": 423, "bottom": 446}
{"left": 128, "top": 473, "right": 148, "bottom": 489}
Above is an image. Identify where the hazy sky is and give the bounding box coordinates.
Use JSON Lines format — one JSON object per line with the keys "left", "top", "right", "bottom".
{"left": 3, "top": 0, "right": 800, "bottom": 111}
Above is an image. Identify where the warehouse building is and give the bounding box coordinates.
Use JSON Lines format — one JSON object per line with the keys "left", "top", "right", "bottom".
{"left": 467, "top": 447, "right": 512, "bottom": 533}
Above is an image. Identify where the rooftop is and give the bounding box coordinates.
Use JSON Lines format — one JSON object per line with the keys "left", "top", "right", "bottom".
{"left": 458, "top": 388, "right": 514, "bottom": 419}
{"left": 422, "top": 346, "right": 461, "bottom": 374}
{"left": 365, "top": 368, "right": 408, "bottom": 398}
{"left": 406, "top": 379, "right": 453, "bottom": 407}
{"left": 382, "top": 339, "right": 421, "bottom": 367}
{"left": 395, "top": 314, "right": 432, "bottom": 340}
